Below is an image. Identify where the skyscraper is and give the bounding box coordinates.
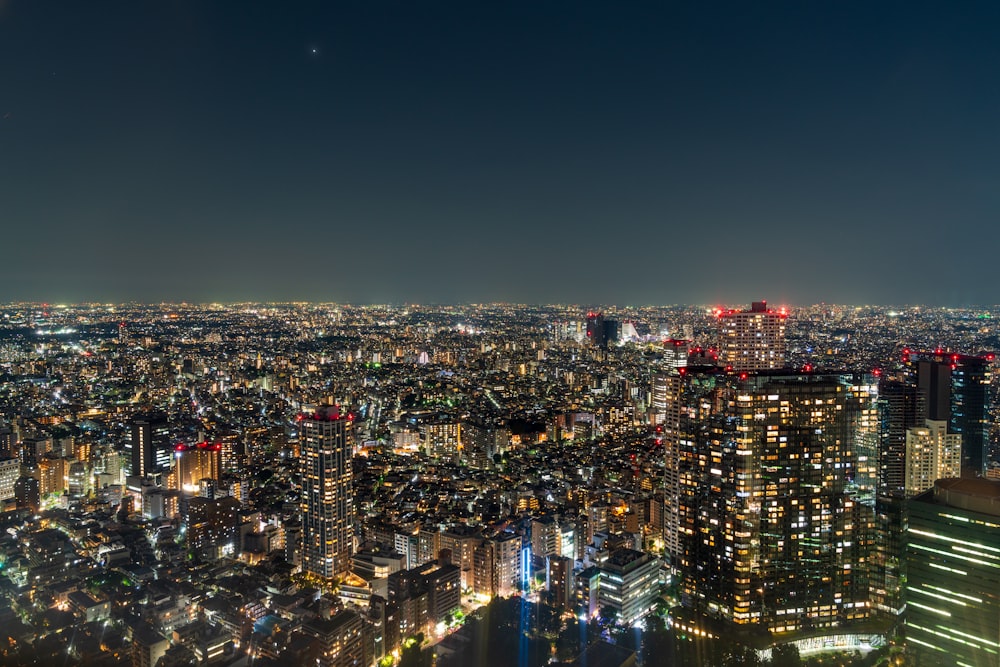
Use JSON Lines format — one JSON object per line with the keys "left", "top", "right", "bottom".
{"left": 129, "top": 415, "right": 171, "bottom": 478}
{"left": 651, "top": 371, "right": 684, "bottom": 559}
{"left": 905, "top": 478, "right": 1000, "bottom": 667}
{"left": 905, "top": 351, "right": 991, "bottom": 476}
{"left": 717, "top": 301, "right": 787, "bottom": 372}
{"left": 904, "top": 420, "right": 961, "bottom": 497}
{"left": 300, "top": 405, "right": 355, "bottom": 579}
{"left": 877, "top": 378, "right": 925, "bottom": 497}
{"left": 679, "top": 372, "right": 876, "bottom": 635}
{"left": 585, "top": 312, "right": 618, "bottom": 349}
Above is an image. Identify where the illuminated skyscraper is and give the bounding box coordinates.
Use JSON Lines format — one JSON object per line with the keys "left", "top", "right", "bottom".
{"left": 651, "top": 371, "right": 684, "bottom": 559}
{"left": 717, "top": 301, "right": 787, "bottom": 372}
{"left": 299, "top": 405, "right": 355, "bottom": 579}
{"left": 678, "top": 372, "right": 877, "bottom": 635}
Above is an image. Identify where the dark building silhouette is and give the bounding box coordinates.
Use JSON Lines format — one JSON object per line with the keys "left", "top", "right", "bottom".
{"left": 130, "top": 414, "right": 171, "bottom": 478}
{"left": 14, "top": 475, "right": 40, "bottom": 512}
{"left": 904, "top": 351, "right": 990, "bottom": 476}
{"left": 585, "top": 312, "right": 618, "bottom": 349}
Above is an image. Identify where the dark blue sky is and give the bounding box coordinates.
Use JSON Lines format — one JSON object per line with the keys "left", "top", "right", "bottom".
{"left": 2, "top": 1, "right": 999, "bottom": 305}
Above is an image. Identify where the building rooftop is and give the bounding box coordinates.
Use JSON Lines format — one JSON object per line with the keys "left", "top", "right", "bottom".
{"left": 921, "top": 477, "right": 1000, "bottom": 518}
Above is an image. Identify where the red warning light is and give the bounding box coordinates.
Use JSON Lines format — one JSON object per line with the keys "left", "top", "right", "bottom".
{"left": 873, "top": 368, "right": 882, "bottom": 377}
{"left": 739, "top": 372, "right": 748, "bottom": 381}
{"left": 802, "top": 364, "right": 813, "bottom": 372}
{"left": 988, "top": 354, "right": 995, "bottom": 362}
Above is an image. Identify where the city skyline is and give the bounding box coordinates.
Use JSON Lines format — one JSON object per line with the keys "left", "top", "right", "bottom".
{"left": 4, "top": 2, "right": 1000, "bottom": 306}
{"left": 0, "top": 299, "right": 997, "bottom": 664}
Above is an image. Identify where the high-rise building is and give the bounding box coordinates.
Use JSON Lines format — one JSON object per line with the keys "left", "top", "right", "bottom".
{"left": 0, "top": 458, "right": 18, "bottom": 502}
{"left": 597, "top": 548, "right": 660, "bottom": 625}
{"left": 300, "top": 405, "right": 355, "bottom": 579}
{"left": 129, "top": 415, "right": 171, "bottom": 478}
{"left": 171, "top": 442, "right": 222, "bottom": 493}
{"left": 419, "top": 419, "right": 461, "bottom": 459}
{"left": 546, "top": 555, "right": 575, "bottom": 611}
{"left": 14, "top": 475, "right": 39, "bottom": 511}
{"left": 651, "top": 371, "right": 684, "bottom": 560}
{"left": 679, "top": 372, "right": 877, "bottom": 635}
{"left": 662, "top": 338, "right": 690, "bottom": 369}
{"left": 586, "top": 312, "right": 618, "bottom": 349}
{"left": 877, "top": 378, "right": 925, "bottom": 497}
{"left": 905, "top": 351, "right": 991, "bottom": 476}
{"left": 300, "top": 610, "right": 365, "bottom": 667}
{"left": 905, "top": 478, "right": 1000, "bottom": 667}
{"left": 904, "top": 420, "right": 961, "bottom": 497}
{"left": 717, "top": 301, "right": 787, "bottom": 372}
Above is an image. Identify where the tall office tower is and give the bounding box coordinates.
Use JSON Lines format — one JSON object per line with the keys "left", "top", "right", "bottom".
{"left": 586, "top": 312, "right": 605, "bottom": 345}
{"left": 949, "top": 354, "right": 991, "bottom": 475}
{"left": 651, "top": 371, "right": 684, "bottom": 560}
{"left": 877, "top": 378, "right": 926, "bottom": 497}
{"left": 585, "top": 312, "right": 618, "bottom": 349}
{"left": 872, "top": 378, "right": 924, "bottom": 619}
{"left": 717, "top": 301, "right": 787, "bottom": 372}
{"left": 678, "top": 372, "right": 876, "bottom": 636}
{"left": 904, "top": 420, "right": 962, "bottom": 497}
{"left": 905, "top": 351, "right": 991, "bottom": 476}
{"left": 905, "top": 478, "right": 1000, "bottom": 667}
{"left": 129, "top": 415, "right": 171, "bottom": 478}
{"left": 662, "top": 338, "right": 690, "bottom": 369}
{"left": 300, "top": 405, "right": 355, "bottom": 579}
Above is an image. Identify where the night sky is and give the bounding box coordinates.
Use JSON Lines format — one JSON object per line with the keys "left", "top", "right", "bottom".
{"left": 3, "top": 1, "right": 1000, "bottom": 306}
